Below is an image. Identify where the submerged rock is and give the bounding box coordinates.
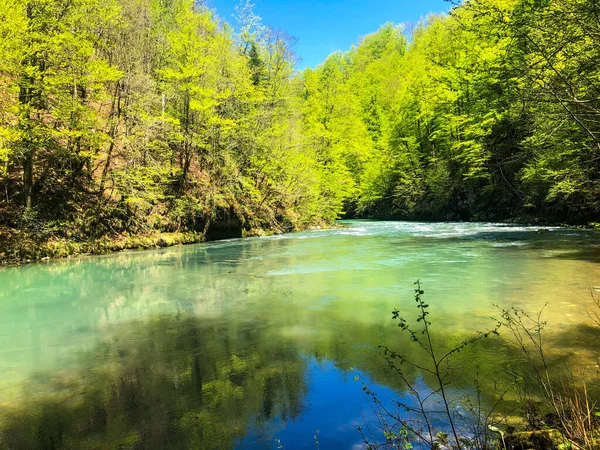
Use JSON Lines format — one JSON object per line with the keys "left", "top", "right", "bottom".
{"left": 503, "top": 429, "right": 566, "bottom": 450}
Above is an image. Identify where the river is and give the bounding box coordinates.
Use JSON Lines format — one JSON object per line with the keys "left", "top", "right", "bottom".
{"left": 0, "top": 221, "right": 599, "bottom": 449}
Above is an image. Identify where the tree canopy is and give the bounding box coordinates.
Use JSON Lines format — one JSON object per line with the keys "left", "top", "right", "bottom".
{"left": 0, "top": 0, "right": 598, "bottom": 256}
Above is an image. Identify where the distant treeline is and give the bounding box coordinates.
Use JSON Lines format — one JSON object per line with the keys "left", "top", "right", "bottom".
{"left": 0, "top": 0, "right": 598, "bottom": 246}
{"left": 308, "top": 0, "right": 600, "bottom": 224}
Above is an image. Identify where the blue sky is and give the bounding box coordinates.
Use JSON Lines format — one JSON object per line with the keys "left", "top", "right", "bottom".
{"left": 206, "top": 0, "right": 453, "bottom": 69}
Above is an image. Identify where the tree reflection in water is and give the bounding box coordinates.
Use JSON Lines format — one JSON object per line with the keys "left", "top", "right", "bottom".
{"left": 0, "top": 314, "right": 307, "bottom": 450}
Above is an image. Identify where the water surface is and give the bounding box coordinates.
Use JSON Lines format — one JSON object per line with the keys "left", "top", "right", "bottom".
{"left": 1, "top": 221, "right": 599, "bottom": 449}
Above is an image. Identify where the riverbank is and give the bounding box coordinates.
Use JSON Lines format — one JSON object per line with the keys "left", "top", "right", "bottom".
{"left": 0, "top": 222, "right": 334, "bottom": 266}
{"left": 1, "top": 217, "right": 596, "bottom": 266}
{"left": 343, "top": 210, "right": 600, "bottom": 230}
{"left": 0, "top": 229, "right": 204, "bottom": 265}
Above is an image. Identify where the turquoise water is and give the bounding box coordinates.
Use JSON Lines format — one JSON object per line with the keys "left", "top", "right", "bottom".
{"left": 0, "top": 221, "right": 599, "bottom": 449}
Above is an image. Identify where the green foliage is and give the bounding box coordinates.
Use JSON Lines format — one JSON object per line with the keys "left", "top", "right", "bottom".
{"left": 1, "top": 0, "right": 599, "bottom": 261}
{"left": 0, "top": 0, "right": 346, "bottom": 255}
{"left": 294, "top": 0, "right": 600, "bottom": 223}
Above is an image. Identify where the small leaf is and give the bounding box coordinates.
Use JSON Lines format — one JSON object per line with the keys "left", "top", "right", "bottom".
{"left": 488, "top": 425, "right": 504, "bottom": 438}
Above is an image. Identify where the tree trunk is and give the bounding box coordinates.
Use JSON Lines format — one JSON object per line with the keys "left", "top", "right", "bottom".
{"left": 23, "top": 151, "right": 33, "bottom": 211}
{"left": 99, "top": 82, "right": 122, "bottom": 194}
{"left": 19, "top": 83, "right": 37, "bottom": 212}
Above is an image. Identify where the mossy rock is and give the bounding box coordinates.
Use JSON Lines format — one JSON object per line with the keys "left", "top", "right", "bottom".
{"left": 504, "top": 430, "right": 568, "bottom": 450}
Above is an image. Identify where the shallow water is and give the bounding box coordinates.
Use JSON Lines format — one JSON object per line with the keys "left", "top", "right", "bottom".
{"left": 0, "top": 221, "right": 599, "bottom": 449}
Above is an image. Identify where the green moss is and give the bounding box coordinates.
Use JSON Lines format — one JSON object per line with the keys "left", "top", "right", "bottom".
{"left": 0, "top": 216, "right": 336, "bottom": 265}
{"left": 0, "top": 232, "right": 206, "bottom": 265}
{"left": 503, "top": 429, "right": 569, "bottom": 450}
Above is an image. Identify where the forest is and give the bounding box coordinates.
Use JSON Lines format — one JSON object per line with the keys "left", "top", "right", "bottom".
{"left": 0, "top": 0, "right": 599, "bottom": 261}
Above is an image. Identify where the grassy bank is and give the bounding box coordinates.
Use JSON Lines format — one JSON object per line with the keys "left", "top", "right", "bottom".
{"left": 0, "top": 222, "right": 334, "bottom": 266}
{"left": 0, "top": 229, "right": 205, "bottom": 265}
